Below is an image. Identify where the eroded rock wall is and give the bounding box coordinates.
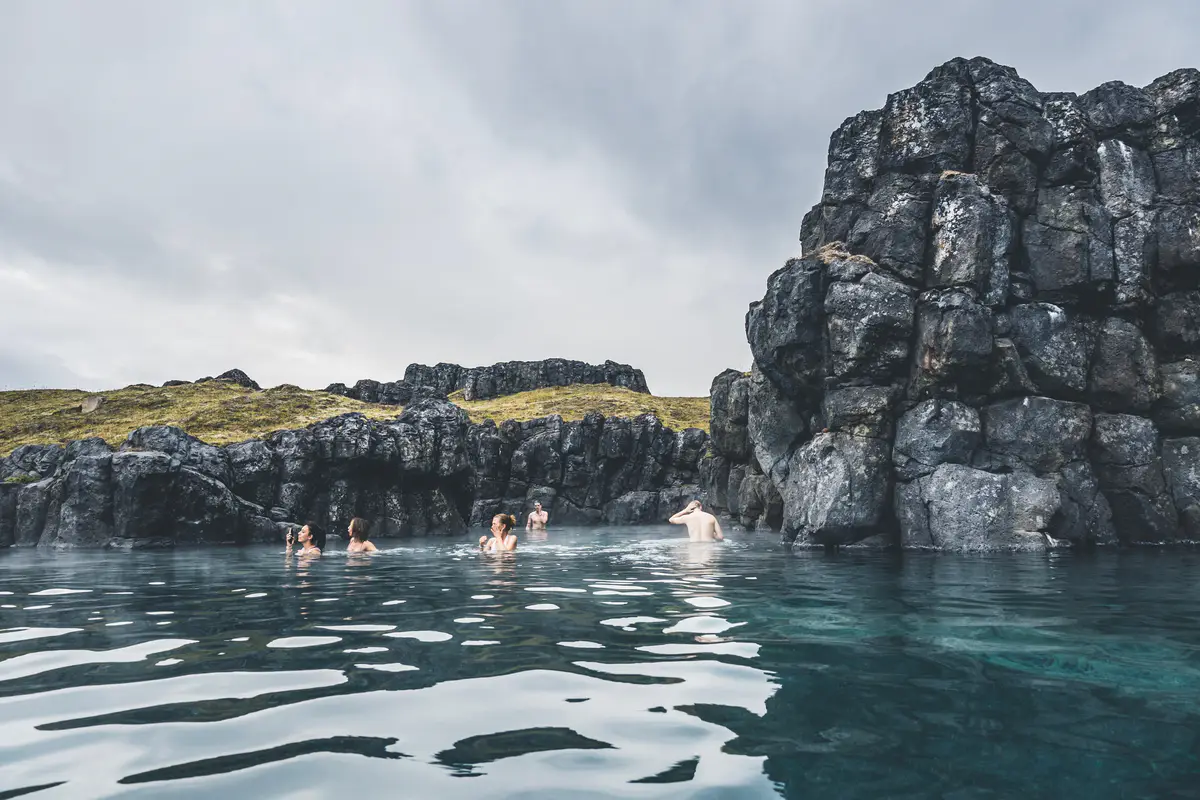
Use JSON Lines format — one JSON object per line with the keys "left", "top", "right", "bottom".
{"left": 0, "top": 401, "right": 705, "bottom": 548}
{"left": 705, "top": 57, "right": 1200, "bottom": 551}
{"left": 326, "top": 358, "right": 650, "bottom": 403}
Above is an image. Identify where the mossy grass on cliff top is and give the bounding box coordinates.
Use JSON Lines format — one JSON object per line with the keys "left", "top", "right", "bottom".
{"left": 0, "top": 382, "right": 404, "bottom": 456}
{"left": 1, "top": 382, "right": 711, "bottom": 457}
{"left": 453, "top": 384, "right": 710, "bottom": 432}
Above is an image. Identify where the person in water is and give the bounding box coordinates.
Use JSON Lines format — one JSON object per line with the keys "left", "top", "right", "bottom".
{"left": 526, "top": 501, "right": 549, "bottom": 531}
{"left": 346, "top": 517, "right": 378, "bottom": 553}
{"left": 668, "top": 501, "right": 724, "bottom": 542}
{"left": 479, "top": 513, "right": 518, "bottom": 552}
{"left": 286, "top": 522, "right": 326, "bottom": 557}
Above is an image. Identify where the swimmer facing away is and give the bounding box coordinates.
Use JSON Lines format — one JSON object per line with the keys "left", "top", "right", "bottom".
{"left": 285, "top": 522, "right": 326, "bottom": 557}
{"left": 669, "top": 501, "right": 725, "bottom": 542}
{"left": 346, "top": 517, "right": 378, "bottom": 553}
{"left": 479, "top": 513, "right": 518, "bottom": 552}
{"left": 526, "top": 501, "right": 549, "bottom": 531}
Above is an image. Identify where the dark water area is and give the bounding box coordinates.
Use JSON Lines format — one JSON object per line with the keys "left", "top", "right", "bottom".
{"left": 1, "top": 528, "right": 1198, "bottom": 799}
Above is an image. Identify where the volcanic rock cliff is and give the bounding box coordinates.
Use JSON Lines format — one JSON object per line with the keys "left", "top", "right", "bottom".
{"left": 326, "top": 359, "right": 650, "bottom": 404}
{"left": 704, "top": 57, "right": 1200, "bottom": 550}
{"left": 0, "top": 400, "right": 705, "bottom": 548}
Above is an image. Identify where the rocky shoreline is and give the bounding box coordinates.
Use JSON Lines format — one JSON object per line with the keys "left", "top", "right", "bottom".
{"left": 701, "top": 57, "right": 1200, "bottom": 551}
{"left": 0, "top": 398, "right": 705, "bottom": 549}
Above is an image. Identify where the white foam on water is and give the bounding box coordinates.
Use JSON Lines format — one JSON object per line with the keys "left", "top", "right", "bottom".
{"left": 23, "top": 605, "right": 52, "bottom": 611}
{"left": 29, "top": 589, "right": 92, "bottom": 596}
{"left": 461, "top": 640, "right": 500, "bottom": 646}
{"left": 228, "top": 637, "right": 250, "bottom": 642}
{"left": 525, "top": 587, "right": 587, "bottom": 593}
{"left": 148, "top": 582, "right": 165, "bottom": 586}
{"left": 314, "top": 598, "right": 338, "bottom": 603}
{"left": 381, "top": 600, "right": 406, "bottom": 606}
{"left": 105, "top": 621, "right": 133, "bottom": 627}
{"left": 155, "top": 658, "right": 183, "bottom": 666}
{"left": 244, "top": 593, "right": 267, "bottom": 599}
{"left": 471, "top": 595, "right": 494, "bottom": 600}
{"left": 454, "top": 617, "right": 485, "bottom": 624}
{"left": 146, "top": 611, "right": 174, "bottom": 616}
{"left": 558, "top": 641, "right": 605, "bottom": 649}
{"left": 525, "top": 604, "right": 559, "bottom": 611}
{"left": 344, "top": 647, "right": 389, "bottom": 654}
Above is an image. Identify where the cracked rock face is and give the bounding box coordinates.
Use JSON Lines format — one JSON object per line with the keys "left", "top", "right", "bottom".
{"left": 703, "top": 57, "right": 1200, "bottom": 550}
{"left": 1, "top": 400, "right": 707, "bottom": 548}
{"left": 325, "top": 358, "right": 650, "bottom": 404}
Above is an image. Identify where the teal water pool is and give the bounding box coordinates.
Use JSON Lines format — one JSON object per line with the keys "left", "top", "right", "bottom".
{"left": 1, "top": 528, "right": 1198, "bottom": 798}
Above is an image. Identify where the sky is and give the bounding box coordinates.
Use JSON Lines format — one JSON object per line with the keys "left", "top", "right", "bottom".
{"left": 1, "top": 1, "right": 1197, "bottom": 396}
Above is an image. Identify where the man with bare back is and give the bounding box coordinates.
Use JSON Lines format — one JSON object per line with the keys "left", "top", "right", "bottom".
{"left": 526, "top": 501, "right": 549, "bottom": 531}
{"left": 668, "top": 500, "right": 724, "bottom": 542}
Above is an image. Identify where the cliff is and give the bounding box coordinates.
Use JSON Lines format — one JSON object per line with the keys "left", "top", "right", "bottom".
{"left": 0, "top": 399, "right": 706, "bottom": 548}
{"left": 704, "top": 57, "right": 1200, "bottom": 550}
{"left": 325, "top": 358, "right": 650, "bottom": 404}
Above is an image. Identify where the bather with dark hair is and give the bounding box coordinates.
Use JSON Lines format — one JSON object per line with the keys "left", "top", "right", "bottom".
{"left": 285, "top": 521, "right": 325, "bottom": 557}
{"left": 479, "top": 513, "right": 518, "bottom": 552}
{"left": 346, "top": 517, "right": 378, "bottom": 553}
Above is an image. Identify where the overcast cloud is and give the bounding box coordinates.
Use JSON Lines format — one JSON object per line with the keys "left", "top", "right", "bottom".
{"left": 1, "top": 0, "right": 1197, "bottom": 396}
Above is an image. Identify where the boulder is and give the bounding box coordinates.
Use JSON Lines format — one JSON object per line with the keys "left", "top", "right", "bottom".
{"left": 893, "top": 399, "right": 981, "bottom": 480}
{"left": 781, "top": 433, "right": 892, "bottom": 545}
{"left": 1090, "top": 414, "right": 1180, "bottom": 542}
{"left": 1163, "top": 437, "right": 1200, "bottom": 538}
{"left": 896, "top": 464, "right": 1059, "bottom": 551}
{"left": 1155, "top": 361, "right": 1200, "bottom": 434}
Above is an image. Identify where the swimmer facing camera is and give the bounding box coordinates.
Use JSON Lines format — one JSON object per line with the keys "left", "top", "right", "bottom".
{"left": 479, "top": 513, "right": 518, "bottom": 552}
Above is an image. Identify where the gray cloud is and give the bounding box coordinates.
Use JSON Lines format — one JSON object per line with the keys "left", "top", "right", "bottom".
{"left": 0, "top": 0, "right": 1196, "bottom": 396}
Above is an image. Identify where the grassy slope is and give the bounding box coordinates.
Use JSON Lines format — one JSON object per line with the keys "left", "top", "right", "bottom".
{"left": 1, "top": 382, "right": 710, "bottom": 457}
{"left": 453, "top": 384, "right": 709, "bottom": 433}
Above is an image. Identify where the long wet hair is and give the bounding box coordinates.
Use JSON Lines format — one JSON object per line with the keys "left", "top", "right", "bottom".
{"left": 348, "top": 517, "right": 369, "bottom": 542}
{"left": 304, "top": 521, "right": 326, "bottom": 550}
{"left": 493, "top": 514, "right": 517, "bottom": 535}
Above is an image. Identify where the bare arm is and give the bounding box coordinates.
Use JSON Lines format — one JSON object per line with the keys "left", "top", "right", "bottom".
{"left": 526, "top": 513, "right": 533, "bottom": 531}
{"left": 668, "top": 507, "right": 694, "bottom": 524}
{"left": 714, "top": 517, "right": 724, "bottom": 541}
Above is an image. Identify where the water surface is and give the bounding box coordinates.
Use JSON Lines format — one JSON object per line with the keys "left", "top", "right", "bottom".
{"left": 1, "top": 527, "right": 1198, "bottom": 798}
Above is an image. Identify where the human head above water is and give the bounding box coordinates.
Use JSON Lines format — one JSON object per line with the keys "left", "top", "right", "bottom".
{"left": 299, "top": 521, "right": 326, "bottom": 550}
{"left": 492, "top": 513, "right": 516, "bottom": 535}
{"left": 348, "top": 517, "right": 369, "bottom": 542}
{"left": 534, "top": 501, "right": 542, "bottom": 510}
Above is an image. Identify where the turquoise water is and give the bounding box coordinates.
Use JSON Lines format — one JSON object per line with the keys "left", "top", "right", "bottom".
{"left": 1, "top": 528, "right": 1198, "bottom": 798}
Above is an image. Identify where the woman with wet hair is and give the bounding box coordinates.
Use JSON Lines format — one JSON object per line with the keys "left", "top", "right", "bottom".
{"left": 479, "top": 513, "right": 518, "bottom": 552}
{"left": 346, "top": 517, "right": 378, "bottom": 553}
{"left": 285, "top": 521, "right": 325, "bottom": 557}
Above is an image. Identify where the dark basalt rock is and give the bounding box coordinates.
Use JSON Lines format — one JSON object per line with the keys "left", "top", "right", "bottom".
{"left": 704, "top": 56, "right": 1200, "bottom": 549}
{"left": 1, "top": 400, "right": 707, "bottom": 548}
{"left": 328, "top": 359, "right": 650, "bottom": 405}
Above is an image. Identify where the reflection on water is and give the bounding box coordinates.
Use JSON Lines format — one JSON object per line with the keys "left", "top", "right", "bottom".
{"left": 1, "top": 529, "right": 1199, "bottom": 798}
